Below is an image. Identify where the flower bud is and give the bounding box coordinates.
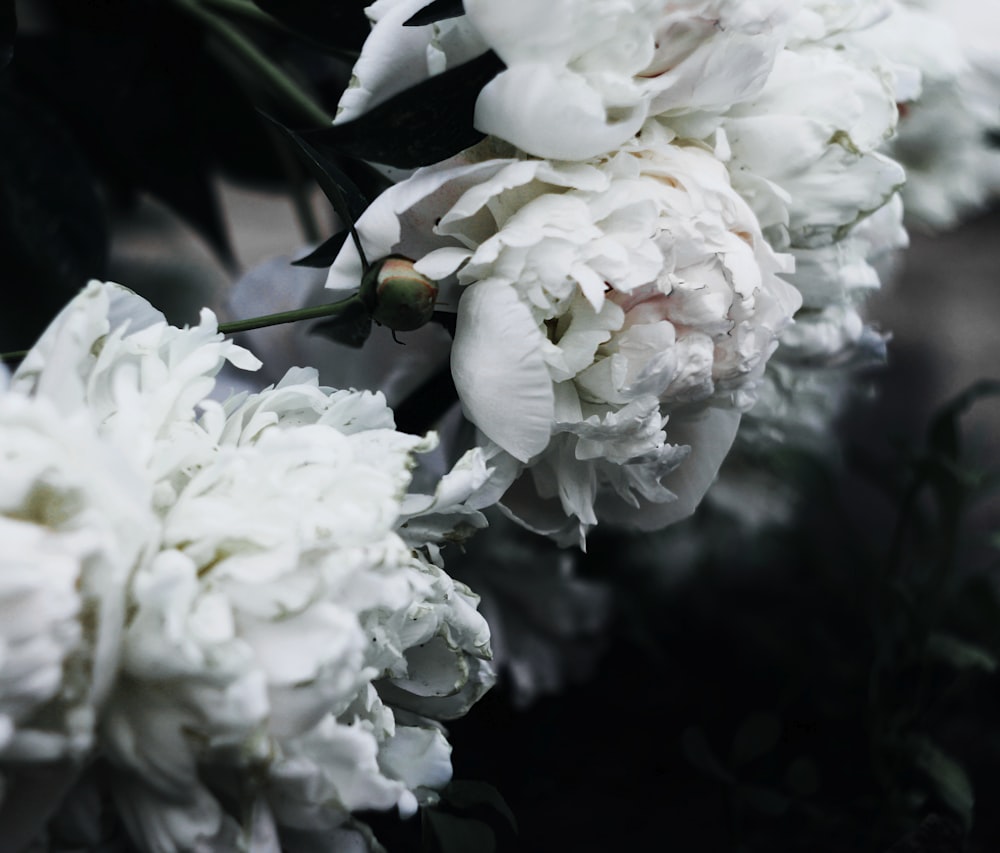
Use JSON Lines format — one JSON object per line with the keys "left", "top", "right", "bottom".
{"left": 360, "top": 255, "right": 439, "bottom": 332}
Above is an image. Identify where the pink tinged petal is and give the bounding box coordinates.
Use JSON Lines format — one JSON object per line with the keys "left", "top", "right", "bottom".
{"left": 474, "top": 64, "right": 648, "bottom": 161}
{"left": 451, "top": 280, "right": 554, "bottom": 463}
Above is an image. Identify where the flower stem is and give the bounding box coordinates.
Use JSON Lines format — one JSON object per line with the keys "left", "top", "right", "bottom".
{"left": 218, "top": 296, "right": 359, "bottom": 334}
{"left": 172, "top": 0, "right": 332, "bottom": 128}
{"left": 201, "top": 0, "right": 275, "bottom": 27}
{"left": 1, "top": 349, "right": 27, "bottom": 363}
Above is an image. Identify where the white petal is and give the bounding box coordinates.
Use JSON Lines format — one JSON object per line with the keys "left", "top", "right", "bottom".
{"left": 451, "top": 281, "right": 554, "bottom": 463}
{"left": 647, "top": 407, "right": 741, "bottom": 527}
{"left": 474, "top": 64, "right": 647, "bottom": 160}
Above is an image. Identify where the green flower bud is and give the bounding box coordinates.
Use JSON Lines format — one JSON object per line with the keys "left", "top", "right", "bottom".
{"left": 359, "top": 255, "right": 439, "bottom": 332}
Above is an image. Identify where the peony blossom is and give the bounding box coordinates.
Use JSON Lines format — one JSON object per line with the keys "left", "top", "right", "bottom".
{"left": 3, "top": 283, "right": 494, "bottom": 851}
{"left": 0, "top": 392, "right": 156, "bottom": 847}
{"left": 338, "top": 0, "right": 795, "bottom": 161}
{"left": 329, "top": 130, "right": 801, "bottom": 546}
{"left": 848, "top": 0, "right": 1000, "bottom": 227}
{"left": 102, "top": 370, "right": 494, "bottom": 851}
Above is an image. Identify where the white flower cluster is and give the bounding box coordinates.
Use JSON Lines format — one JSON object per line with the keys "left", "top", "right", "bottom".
{"left": 0, "top": 282, "right": 493, "bottom": 851}
{"left": 852, "top": 0, "right": 1000, "bottom": 228}
{"left": 321, "top": 0, "right": 943, "bottom": 541}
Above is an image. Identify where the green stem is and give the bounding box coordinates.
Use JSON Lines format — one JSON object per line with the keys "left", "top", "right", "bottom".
{"left": 172, "top": 0, "right": 332, "bottom": 128}
{"left": 3, "top": 300, "right": 358, "bottom": 361}
{"left": 218, "top": 296, "right": 358, "bottom": 334}
{"left": 201, "top": 0, "right": 275, "bottom": 27}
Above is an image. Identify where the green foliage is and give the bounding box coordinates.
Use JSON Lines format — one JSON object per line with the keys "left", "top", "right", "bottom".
{"left": 251, "top": 0, "right": 372, "bottom": 53}
{"left": 404, "top": 0, "right": 466, "bottom": 27}
{"left": 302, "top": 51, "right": 505, "bottom": 168}
{"left": 421, "top": 781, "right": 518, "bottom": 853}
{"left": 1, "top": 0, "right": 14, "bottom": 70}
{"left": 0, "top": 90, "right": 108, "bottom": 351}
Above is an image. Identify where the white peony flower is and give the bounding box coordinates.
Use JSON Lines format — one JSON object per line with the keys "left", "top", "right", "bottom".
{"left": 849, "top": 0, "right": 1000, "bottom": 228}
{"left": 3, "top": 282, "right": 493, "bottom": 850}
{"left": 329, "top": 130, "right": 801, "bottom": 545}
{"left": 99, "top": 368, "right": 493, "bottom": 852}
{"left": 710, "top": 42, "right": 904, "bottom": 248}
{"left": 0, "top": 392, "right": 156, "bottom": 847}
{"left": 338, "top": 0, "right": 794, "bottom": 161}
{"left": 447, "top": 511, "right": 612, "bottom": 706}
{"left": 9, "top": 280, "right": 261, "bottom": 479}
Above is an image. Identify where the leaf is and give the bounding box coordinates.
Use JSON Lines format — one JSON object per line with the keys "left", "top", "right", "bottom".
{"left": 0, "top": 90, "right": 108, "bottom": 351}
{"left": 437, "top": 782, "right": 517, "bottom": 834}
{"left": 907, "top": 735, "right": 975, "bottom": 829}
{"left": 251, "top": 0, "right": 372, "bottom": 53}
{"left": 925, "top": 633, "right": 998, "bottom": 674}
{"left": 784, "top": 757, "right": 821, "bottom": 797}
{"left": 680, "top": 727, "right": 735, "bottom": 785}
{"left": 731, "top": 713, "right": 782, "bottom": 767}
{"left": 301, "top": 50, "right": 505, "bottom": 168}
{"left": 423, "top": 811, "right": 496, "bottom": 853}
{"left": 261, "top": 115, "right": 369, "bottom": 229}
{"left": 422, "top": 781, "right": 517, "bottom": 853}
{"left": 736, "top": 785, "right": 791, "bottom": 817}
{"left": 14, "top": 30, "right": 234, "bottom": 265}
{"left": 404, "top": 0, "right": 466, "bottom": 26}
{"left": 310, "top": 295, "right": 372, "bottom": 348}
{"left": 291, "top": 231, "right": 350, "bottom": 267}
{"left": 1, "top": 0, "right": 15, "bottom": 70}
{"left": 927, "top": 379, "right": 1000, "bottom": 464}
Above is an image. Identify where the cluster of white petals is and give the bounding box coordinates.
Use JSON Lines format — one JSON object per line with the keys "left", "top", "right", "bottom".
{"left": 323, "top": 0, "right": 950, "bottom": 541}
{"left": 329, "top": 130, "right": 801, "bottom": 545}
{"left": 340, "top": 0, "right": 795, "bottom": 161}
{"left": 848, "top": 0, "right": 1000, "bottom": 227}
{"left": 1, "top": 283, "right": 494, "bottom": 851}
{"left": 0, "top": 391, "right": 156, "bottom": 849}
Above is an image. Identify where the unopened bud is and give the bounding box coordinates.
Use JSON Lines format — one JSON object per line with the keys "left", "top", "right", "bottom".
{"left": 360, "top": 255, "right": 439, "bottom": 332}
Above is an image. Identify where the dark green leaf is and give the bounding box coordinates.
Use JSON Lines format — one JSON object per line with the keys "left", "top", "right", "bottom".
{"left": 251, "top": 0, "right": 372, "bottom": 53}
{"left": 0, "top": 91, "right": 108, "bottom": 351}
{"left": 302, "top": 50, "right": 505, "bottom": 168}
{"left": 680, "top": 727, "right": 735, "bottom": 785}
{"left": 437, "top": 782, "right": 517, "bottom": 835}
{"left": 731, "top": 712, "right": 782, "bottom": 767}
{"left": 736, "top": 785, "right": 791, "bottom": 817}
{"left": 925, "top": 633, "right": 998, "bottom": 674}
{"left": 421, "top": 781, "right": 517, "bottom": 853}
{"left": 927, "top": 379, "right": 1000, "bottom": 463}
{"left": 884, "top": 814, "right": 965, "bottom": 853}
{"left": 404, "top": 0, "right": 465, "bottom": 26}
{"left": 1, "top": 0, "right": 15, "bottom": 70}
{"left": 291, "top": 231, "right": 350, "bottom": 267}
{"left": 310, "top": 295, "right": 372, "bottom": 347}
{"left": 423, "top": 811, "right": 496, "bottom": 853}
{"left": 261, "top": 115, "right": 369, "bottom": 224}
{"left": 14, "top": 30, "right": 234, "bottom": 265}
{"left": 907, "top": 735, "right": 974, "bottom": 829}
{"left": 784, "top": 757, "right": 821, "bottom": 797}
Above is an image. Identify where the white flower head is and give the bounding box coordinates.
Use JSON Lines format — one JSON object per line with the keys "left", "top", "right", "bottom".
{"left": 714, "top": 42, "right": 904, "bottom": 248}
{"left": 330, "top": 132, "right": 801, "bottom": 545}
{"left": 100, "top": 367, "right": 493, "bottom": 851}
{"left": 338, "top": 0, "right": 794, "bottom": 161}
{"left": 10, "top": 280, "right": 261, "bottom": 479}
{"left": 0, "top": 389, "right": 157, "bottom": 847}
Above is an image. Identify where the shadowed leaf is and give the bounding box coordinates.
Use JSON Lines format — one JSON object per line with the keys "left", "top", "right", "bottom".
{"left": 404, "top": 0, "right": 465, "bottom": 26}
{"left": 291, "top": 231, "right": 350, "bottom": 268}
{"left": 301, "top": 50, "right": 504, "bottom": 168}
